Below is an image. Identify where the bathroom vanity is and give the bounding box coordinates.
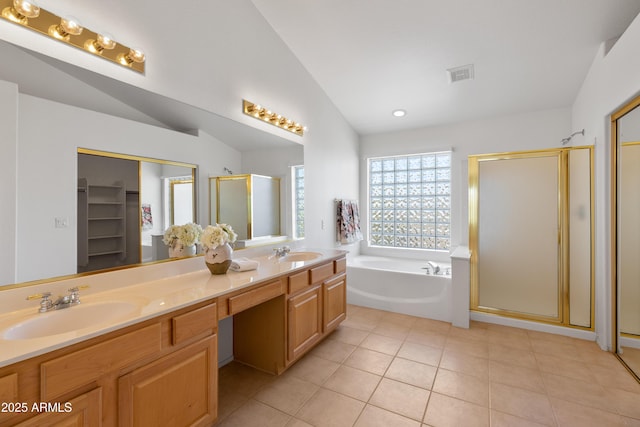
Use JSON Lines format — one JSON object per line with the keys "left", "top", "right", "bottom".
{"left": 0, "top": 249, "right": 347, "bottom": 426}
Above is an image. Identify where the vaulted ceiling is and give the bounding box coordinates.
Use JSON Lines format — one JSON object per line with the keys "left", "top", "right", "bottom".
{"left": 2, "top": 0, "right": 639, "bottom": 147}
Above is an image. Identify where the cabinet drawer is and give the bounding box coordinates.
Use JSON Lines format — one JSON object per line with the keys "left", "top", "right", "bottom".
{"left": 334, "top": 257, "right": 347, "bottom": 274}
{"left": 0, "top": 373, "right": 18, "bottom": 403}
{"left": 228, "top": 280, "right": 284, "bottom": 315}
{"left": 41, "top": 323, "right": 162, "bottom": 401}
{"left": 288, "top": 270, "right": 310, "bottom": 294}
{"left": 172, "top": 302, "right": 217, "bottom": 345}
{"left": 310, "top": 263, "right": 333, "bottom": 284}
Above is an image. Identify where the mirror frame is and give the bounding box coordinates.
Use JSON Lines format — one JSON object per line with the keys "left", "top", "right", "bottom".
{"left": 611, "top": 92, "right": 640, "bottom": 383}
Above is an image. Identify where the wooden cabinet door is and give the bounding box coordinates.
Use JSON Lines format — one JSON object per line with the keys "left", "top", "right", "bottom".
{"left": 288, "top": 285, "right": 322, "bottom": 362}
{"left": 323, "top": 274, "right": 347, "bottom": 332}
{"left": 16, "top": 388, "right": 102, "bottom": 427}
{"left": 118, "top": 336, "right": 217, "bottom": 427}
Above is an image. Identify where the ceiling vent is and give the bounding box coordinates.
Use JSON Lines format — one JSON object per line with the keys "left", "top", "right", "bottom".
{"left": 447, "top": 64, "right": 474, "bottom": 83}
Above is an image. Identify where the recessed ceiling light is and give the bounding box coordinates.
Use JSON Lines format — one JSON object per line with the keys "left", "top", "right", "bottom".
{"left": 392, "top": 109, "right": 406, "bottom": 117}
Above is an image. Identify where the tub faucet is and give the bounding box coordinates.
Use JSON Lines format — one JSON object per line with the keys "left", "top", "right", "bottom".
{"left": 427, "top": 261, "right": 440, "bottom": 275}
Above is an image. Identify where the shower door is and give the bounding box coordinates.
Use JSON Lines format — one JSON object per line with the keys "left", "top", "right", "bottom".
{"left": 469, "top": 147, "right": 593, "bottom": 326}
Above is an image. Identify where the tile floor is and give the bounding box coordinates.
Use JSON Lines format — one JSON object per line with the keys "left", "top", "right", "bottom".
{"left": 214, "top": 305, "right": 640, "bottom": 427}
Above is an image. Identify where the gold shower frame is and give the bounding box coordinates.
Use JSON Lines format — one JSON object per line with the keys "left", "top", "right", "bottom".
{"left": 469, "top": 146, "right": 595, "bottom": 329}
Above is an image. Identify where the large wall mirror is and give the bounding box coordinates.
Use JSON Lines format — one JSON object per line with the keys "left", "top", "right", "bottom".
{"left": 612, "top": 94, "right": 640, "bottom": 382}
{"left": 78, "top": 149, "right": 196, "bottom": 273}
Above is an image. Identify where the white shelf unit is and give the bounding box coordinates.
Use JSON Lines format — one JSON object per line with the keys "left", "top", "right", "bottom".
{"left": 78, "top": 178, "right": 127, "bottom": 271}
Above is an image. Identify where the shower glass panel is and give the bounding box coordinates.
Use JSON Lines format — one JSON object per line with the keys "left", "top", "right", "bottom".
{"left": 476, "top": 154, "right": 560, "bottom": 320}
{"left": 568, "top": 149, "right": 593, "bottom": 327}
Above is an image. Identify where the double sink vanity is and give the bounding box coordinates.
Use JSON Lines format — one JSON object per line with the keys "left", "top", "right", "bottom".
{"left": 0, "top": 248, "right": 348, "bottom": 426}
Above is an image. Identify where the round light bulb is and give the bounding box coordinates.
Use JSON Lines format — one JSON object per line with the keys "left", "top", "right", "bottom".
{"left": 97, "top": 33, "right": 116, "bottom": 50}
{"left": 128, "top": 48, "right": 145, "bottom": 63}
{"left": 392, "top": 109, "right": 406, "bottom": 117}
{"left": 13, "top": 0, "right": 39, "bottom": 18}
{"left": 60, "top": 17, "right": 83, "bottom": 36}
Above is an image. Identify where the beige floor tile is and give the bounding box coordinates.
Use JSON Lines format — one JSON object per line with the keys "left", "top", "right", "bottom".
{"left": 343, "top": 347, "right": 394, "bottom": 376}
{"left": 530, "top": 338, "right": 582, "bottom": 362}
{"left": 354, "top": 404, "right": 421, "bottom": 427}
{"left": 445, "top": 336, "right": 490, "bottom": 359}
{"left": 254, "top": 374, "right": 319, "bottom": 415}
{"left": 322, "top": 365, "right": 382, "bottom": 402}
{"left": 542, "top": 372, "right": 617, "bottom": 413}
{"left": 486, "top": 328, "right": 532, "bottom": 350}
{"left": 218, "top": 362, "right": 275, "bottom": 397}
{"left": 369, "top": 378, "right": 430, "bottom": 421}
{"left": 424, "top": 392, "right": 489, "bottom": 427}
{"left": 329, "top": 325, "right": 370, "bottom": 346}
{"left": 448, "top": 325, "right": 488, "bottom": 342}
{"left": 397, "top": 340, "right": 442, "bottom": 367}
{"left": 295, "top": 388, "right": 365, "bottom": 427}
{"left": 405, "top": 328, "right": 448, "bottom": 348}
{"left": 490, "top": 410, "right": 551, "bottom": 427}
{"left": 216, "top": 391, "right": 249, "bottom": 423}
{"left": 285, "top": 419, "right": 314, "bottom": 427}
{"left": 381, "top": 311, "right": 418, "bottom": 327}
{"left": 439, "top": 349, "right": 490, "bottom": 380}
{"left": 591, "top": 362, "right": 640, "bottom": 394}
{"left": 359, "top": 333, "right": 403, "bottom": 355}
{"left": 551, "top": 397, "right": 625, "bottom": 427}
{"left": 489, "top": 360, "right": 546, "bottom": 393}
{"left": 310, "top": 338, "right": 356, "bottom": 363}
{"left": 215, "top": 399, "right": 291, "bottom": 427}
{"left": 432, "top": 368, "right": 489, "bottom": 407}
{"left": 622, "top": 416, "right": 640, "bottom": 427}
{"left": 490, "top": 382, "right": 555, "bottom": 426}
{"left": 411, "top": 317, "right": 451, "bottom": 335}
{"left": 385, "top": 357, "right": 438, "bottom": 390}
{"left": 609, "top": 387, "right": 640, "bottom": 420}
{"left": 489, "top": 343, "right": 538, "bottom": 369}
{"left": 535, "top": 352, "right": 595, "bottom": 383}
{"left": 286, "top": 354, "right": 340, "bottom": 385}
{"left": 372, "top": 321, "right": 411, "bottom": 340}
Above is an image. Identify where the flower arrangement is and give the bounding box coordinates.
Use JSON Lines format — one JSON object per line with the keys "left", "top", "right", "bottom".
{"left": 200, "top": 223, "right": 237, "bottom": 250}
{"left": 162, "top": 222, "right": 203, "bottom": 248}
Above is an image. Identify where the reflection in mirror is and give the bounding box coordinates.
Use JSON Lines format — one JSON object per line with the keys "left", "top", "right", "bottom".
{"left": 77, "top": 149, "right": 196, "bottom": 273}
{"left": 614, "top": 96, "right": 640, "bottom": 382}
{"left": 213, "top": 174, "right": 283, "bottom": 247}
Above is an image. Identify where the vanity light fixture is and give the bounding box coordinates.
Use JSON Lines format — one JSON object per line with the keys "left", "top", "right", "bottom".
{"left": 0, "top": 0, "right": 145, "bottom": 73}
{"left": 242, "top": 100, "right": 306, "bottom": 137}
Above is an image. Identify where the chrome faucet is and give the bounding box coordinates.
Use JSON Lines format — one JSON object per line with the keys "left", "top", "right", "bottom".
{"left": 27, "top": 286, "right": 89, "bottom": 313}
{"left": 273, "top": 246, "right": 291, "bottom": 258}
{"left": 427, "top": 261, "right": 440, "bottom": 275}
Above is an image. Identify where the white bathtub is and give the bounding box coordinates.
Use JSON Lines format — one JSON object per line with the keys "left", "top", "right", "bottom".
{"left": 346, "top": 255, "right": 452, "bottom": 322}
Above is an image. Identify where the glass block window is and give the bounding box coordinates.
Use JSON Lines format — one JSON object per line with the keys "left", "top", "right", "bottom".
{"left": 293, "top": 165, "right": 305, "bottom": 238}
{"left": 368, "top": 152, "right": 451, "bottom": 250}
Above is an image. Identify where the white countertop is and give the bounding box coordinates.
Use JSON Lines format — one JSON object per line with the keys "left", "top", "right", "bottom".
{"left": 0, "top": 248, "right": 347, "bottom": 368}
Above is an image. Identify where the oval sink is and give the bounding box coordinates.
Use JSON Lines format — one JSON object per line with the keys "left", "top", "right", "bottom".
{"left": 2, "top": 301, "right": 141, "bottom": 340}
{"left": 280, "top": 251, "right": 322, "bottom": 262}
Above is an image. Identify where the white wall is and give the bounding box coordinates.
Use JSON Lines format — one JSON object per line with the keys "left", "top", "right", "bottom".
{"left": 360, "top": 107, "right": 572, "bottom": 261}
{"left": 0, "top": 81, "right": 18, "bottom": 286}
{"left": 572, "top": 13, "right": 640, "bottom": 350}
{"left": 13, "top": 93, "right": 241, "bottom": 284}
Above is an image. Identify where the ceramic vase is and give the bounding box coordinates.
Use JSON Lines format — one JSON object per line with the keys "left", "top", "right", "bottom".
{"left": 205, "top": 243, "right": 233, "bottom": 274}
{"left": 168, "top": 243, "right": 196, "bottom": 258}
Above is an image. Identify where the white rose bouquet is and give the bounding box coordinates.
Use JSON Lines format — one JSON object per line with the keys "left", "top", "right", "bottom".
{"left": 200, "top": 223, "right": 237, "bottom": 250}
{"left": 163, "top": 222, "right": 203, "bottom": 248}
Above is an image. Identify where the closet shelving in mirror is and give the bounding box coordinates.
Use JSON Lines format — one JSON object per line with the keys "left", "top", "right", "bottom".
{"left": 78, "top": 179, "right": 127, "bottom": 272}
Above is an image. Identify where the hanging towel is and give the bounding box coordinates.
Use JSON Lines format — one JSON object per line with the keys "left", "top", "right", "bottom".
{"left": 336, "top": 200, "right": 363, "bottom": 244}
{"left": 229, "top": 257, "right": 260, "bottom": 272}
